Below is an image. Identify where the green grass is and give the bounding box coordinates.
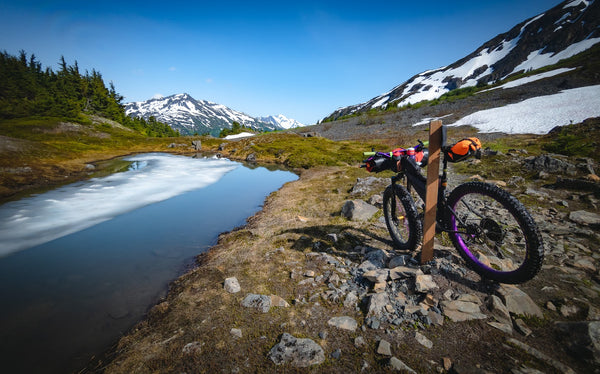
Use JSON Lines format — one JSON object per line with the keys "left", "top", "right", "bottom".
{"left": 218, "top": 132, "right": 385, "bottom": 169}
{"left": 541, "top": 117, "right": 600, "bottom": 160}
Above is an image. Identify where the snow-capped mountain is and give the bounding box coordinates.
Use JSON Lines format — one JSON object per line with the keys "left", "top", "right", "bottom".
{"left": 258, "top": 114, "right": 304, "bottom": 129}
{"left": 124, "top": 93, "right": 279, "bottom": 136}
{"left": 325, "top": 0, "right": 600, "bottom": 121}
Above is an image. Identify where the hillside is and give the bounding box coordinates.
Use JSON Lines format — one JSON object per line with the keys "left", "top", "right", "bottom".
{"left": 324, "top": 0, "right": 599, "bottom": 122}
{"left": 296, "top": 43, "right": 600, "bottom": 142}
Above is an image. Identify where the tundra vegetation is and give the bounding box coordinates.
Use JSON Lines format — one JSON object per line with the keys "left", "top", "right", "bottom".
{"left": 1, "top": 50, "right": 599, "bottom": 373}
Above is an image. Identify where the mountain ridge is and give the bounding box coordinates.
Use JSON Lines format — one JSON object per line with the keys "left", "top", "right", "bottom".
{"left": 124, "top": 93, "right": 303, "bottom": 136}
{"left": 324, "top": 0, "right": 600, "bottom": 121}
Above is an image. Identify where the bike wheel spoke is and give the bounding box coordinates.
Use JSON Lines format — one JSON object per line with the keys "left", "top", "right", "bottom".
{"left": 453, "top": 193, "right": 526, "bottom": 273}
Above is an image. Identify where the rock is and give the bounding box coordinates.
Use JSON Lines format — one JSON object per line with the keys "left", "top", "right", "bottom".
{"left": 560, "top": 303, "right": 580, "bottom": 317}
{"left": 428, "top": 310, "right": 444, "bottom": 326}
{"left": 388, "top": 255, "right": 410, "bottom": 268}
{"left": 327, "top": 316, "right": 358, "bottom": 332}
{"left": 488, "top": 321, "right": 513, "bottom": 334}
{"left": 496, "top": 285, "right": 543, "bottom": 318}
{"left": 586, "top": 173, "right": 600, "bottom": 182}
{"left": 224, "top": 277, "right": 241, "bottom": 293}
{"left": 270, "top": 295, "right": 290, "bottom": 308}
{"left": 415, "top": 273, "right": 438, "bottom": 293}
{"left": 344, "top": 291, "right": 359, "bottom": 309}
{"left": 330, "top": 348, "right": 341, "bottom": 359}
{"left": 246, "top": 153, "right": 257, "bottom": 162}
{"left": 354, "top": 336, "right": 366, "bottom": 348}
{"left": 388, "top": 357, "right": 417, "bottom": 373}
{"left": 514, "top": 319, "right": 532, "bottom": 337}
{"left": 268, "top": 333, "right": 325, "bottom": 367}
{"left": 367, "top": 292, "right": 390, "bottom": 318}
{"left": 241, "top": 293, "right": 271, "bottom": 313}
{"left": 368, "top": 194, "right": 383, "bottom": 207}
{"left": 487, "top": 295, "right": 512, "bottom": 325}
{"left": 366, "top": 316, "right": 381, "bottom": 329}
{"left": 415, "top": 331, "right": 433, "bottom": 348}
{"left": 377, "top": 339, "right": 392, "bottom": 356}
{"left": 523, "top": 154, "right": 577, "bottom": 175}
{"left": 569, "top": 210, "right": 600, "bottom": 226}
{"left": 182, "top": 341, "right": 203, "bottom": 355}
{"left": 442, "top": 357, "right": 453, "bottom": 371}
{"left": 350, "top": 177, "right": 388, "bottom": 197}
{"left": 230, "top": 328, "right": 242, "bottom": 339}
{"left": 389, "top": 266, "right": 419, "bottom": 280}
{"left": 440, "top": 294, "right": 487, "bottom": 322}
{"left": 363, "top": 269, "right": 389, "bottom": 283}
{"left": 191, "top": 140, "right": 201, "bottom": 150}
{"left": 508, "top": 338, "right": 576, "bottom": 374}
{"left": 341, "top": 200, "right": 378, "bottom": 221}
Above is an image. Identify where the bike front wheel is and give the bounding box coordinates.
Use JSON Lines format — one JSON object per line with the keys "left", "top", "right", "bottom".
{"left": 383, "top": 184, "right": 422, "bottom": 251}
{"left": 446, "top": 182, "right": 544, "bottom": 284}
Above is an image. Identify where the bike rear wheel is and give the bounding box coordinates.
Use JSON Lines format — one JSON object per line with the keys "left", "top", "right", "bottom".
{"left": 446, "top": 182, "right": 544, "bottom": 284}
{"left": 383, "top": 184, "right": 422, "bottom": 251}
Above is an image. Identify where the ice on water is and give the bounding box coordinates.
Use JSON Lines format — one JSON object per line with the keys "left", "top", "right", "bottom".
{"left": 0, "top": 153, "right": 238, "bottom": 256}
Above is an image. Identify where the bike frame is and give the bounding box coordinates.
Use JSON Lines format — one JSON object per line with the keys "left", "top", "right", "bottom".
{"left": 390, "top": 152, "right": 457, "bottom": 232}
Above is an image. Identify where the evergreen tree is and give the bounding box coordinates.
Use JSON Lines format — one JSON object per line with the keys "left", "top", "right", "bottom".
{"left": 0, "top": 50, "right": 179, "bottom": 137}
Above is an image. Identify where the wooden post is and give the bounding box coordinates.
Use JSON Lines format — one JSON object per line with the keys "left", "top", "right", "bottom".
{"left": 421, "top": 120, "right": 442, "bottom": 264}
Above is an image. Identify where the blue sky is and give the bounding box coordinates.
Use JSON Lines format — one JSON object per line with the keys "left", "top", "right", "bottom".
{"left": 1, "top": 0, "right": 562, "bottom": 124}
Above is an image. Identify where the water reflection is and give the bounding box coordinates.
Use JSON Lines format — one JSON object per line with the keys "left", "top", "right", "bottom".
{"left": 0, "top": 154, "right": 297, "bottom": 373}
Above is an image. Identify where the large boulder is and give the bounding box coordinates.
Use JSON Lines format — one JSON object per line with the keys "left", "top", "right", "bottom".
{"left": 268, "top": 333, "right": 325, "bottom": 367}
{"left": 341, "top": 200, "right": 378, "bottom": 221}
{"left": 523, "top": 154, "right": 576, "bottom": 175}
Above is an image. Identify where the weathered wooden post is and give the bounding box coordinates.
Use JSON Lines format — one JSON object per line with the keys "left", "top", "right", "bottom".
{"left": 421, "top": 120, "right": 443, "bottom": 264}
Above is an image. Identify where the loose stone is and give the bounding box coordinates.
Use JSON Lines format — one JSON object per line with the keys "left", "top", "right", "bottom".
{"left": 241, "top": 293, "right": 271, "bottom": 313}
{"left": 415, "top": 331, "right": 433, "bottom": 349}
{"left": 224, "top": 277, "right": 241, "bottom": 293}
{"left": 377, "top": 339, "right": 392, "bottom": 356}
{"left": 182, "top": 341, "right": 203, "bottom": 355}
{"left": 496, "top": 285, "right": 543, "bottom": 318}
{"left": 268, "top": 333, "right": 325, "bottom": 367}
{"left": 230, "top": 328, "right": 242, "bottom": 339}
{"left": 327, "top": 316, "right": 358, "bottom": 332}
{"left": 388, "top": 357, "right": 417, "bottom": 373}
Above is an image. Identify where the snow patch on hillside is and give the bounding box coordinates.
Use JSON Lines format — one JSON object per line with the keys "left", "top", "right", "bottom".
{"left": 449, "top": 84, "right": 600, "bottom": 134}
{"left": 224, "top": 132, "right": 255, "bottom": 140}
{"left": 512, "top": 37, "right": 600, "bottom": 74}
{"left": 482, "top": 67, "right": 576, "bottom": 91}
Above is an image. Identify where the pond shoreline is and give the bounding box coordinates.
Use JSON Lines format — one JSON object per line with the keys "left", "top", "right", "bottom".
{"left": 0, "top": 152, "right": 297, "bottom": 374}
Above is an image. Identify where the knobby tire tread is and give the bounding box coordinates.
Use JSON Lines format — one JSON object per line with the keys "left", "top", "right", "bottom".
{"left": 383, "top": 184, "right": 422, "bottom": 251}
{"left": 446, "top": 182, "right": 544, "bottom": 284}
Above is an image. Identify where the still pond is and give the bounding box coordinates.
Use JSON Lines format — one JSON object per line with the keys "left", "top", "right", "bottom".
{"left": 0, "top": 153, "right": 297, "bottom": 373}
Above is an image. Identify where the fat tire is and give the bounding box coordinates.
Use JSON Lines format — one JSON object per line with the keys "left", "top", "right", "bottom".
{"left": 446, "top": 181, "right": 544, "bottom": 284}
{"left": 383, "top": 184, "right": 422, "bottom": 251}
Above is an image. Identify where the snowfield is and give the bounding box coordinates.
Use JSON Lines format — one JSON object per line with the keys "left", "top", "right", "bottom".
{"left": 448, "top": 84, "right": 600, "bottom": 134}
{"left": 224, "top": 132, "right": 255, "bottom": 140}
